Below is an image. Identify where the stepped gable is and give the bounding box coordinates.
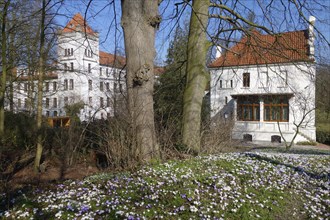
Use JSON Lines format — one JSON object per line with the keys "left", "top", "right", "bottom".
{"left": 209, "top": 29, "right": 312, "bottom": 68}
{"left": 62, "top": 13, "right": 97, "bottom": 36}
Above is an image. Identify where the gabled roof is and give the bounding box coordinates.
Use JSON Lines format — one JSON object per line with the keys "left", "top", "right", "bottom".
{"left": 99, "top": 51, "right": 165, "bottom": 75}
{"left": 62, "top": 13, "right": 97, "bottom": 36}
{"left": 154, "top": 66, "right": 165, "bottom": 76}
{"left": 99, "top": 51, "right": 126, "bottom": 68}
{"left": 209, "top": 29, "right": 312, "bottom": 68}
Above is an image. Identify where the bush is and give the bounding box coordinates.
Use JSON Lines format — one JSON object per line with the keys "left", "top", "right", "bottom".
{"left": 84, "top": 117, "right": 133, "bottom": 170}
{"left": 296, "top": 141, "right": 317, "bottom": 146}
{"left": 1, "top": 111, "right": 36, "bottom": 150}
{"left": 316, "top": 130, "right": 330, "bottom": 144}
{"left": 201, "top": 117, "right": 234, "bottom": 154}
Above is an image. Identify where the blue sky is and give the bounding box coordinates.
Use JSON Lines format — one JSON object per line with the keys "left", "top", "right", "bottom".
{"left": 57, "top": 0, "right": 190, "bottom": 65}
{"left": 56, "top": 0, "right": 330, "bottom": 65}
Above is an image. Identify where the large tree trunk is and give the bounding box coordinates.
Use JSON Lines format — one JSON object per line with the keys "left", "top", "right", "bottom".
{"left": 121, "top": 0, "right": 160, "bottom": 162}
{"left": 182, "top": 0, "right": 210, "bottom": 154}
{"left": 34, "top": 0, "right": 46, "bottom": 172}
{"left": 0, "top": 0, "right": 10, "bottom": 137}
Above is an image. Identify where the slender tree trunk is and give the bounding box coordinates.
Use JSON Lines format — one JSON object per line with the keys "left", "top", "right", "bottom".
{"left": 182, "top": 0, "right": 210, "bottom": 154}
{"left": 0, "top": 0, "right": 10, "bottom": 138}
{"left": 34, "top": 0, "right": 46, "bottom": 172}
{"left": 9, "top": 27, "right": 15, "bottom": 112}
{"left": 121, "top": 0, "right": 160, "bottom": 162}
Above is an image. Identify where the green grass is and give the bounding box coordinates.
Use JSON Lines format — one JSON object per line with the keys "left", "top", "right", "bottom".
{"left": 295, "top": 141, "right": 318, "bottom": 146}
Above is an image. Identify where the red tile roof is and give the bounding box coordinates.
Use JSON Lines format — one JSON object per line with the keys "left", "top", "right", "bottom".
{"left": 209, "top": 29, "right": 313, "bottom": 68}
{"left": 99, "top": 51, "right": 165, "bottom": 76}
{"left": 62, "top": 13, "right": 97, "bottom": 36}
{"left": 99, "top": 51, "right": 126, "bottom": 68}
{"left": 154, "top": 66, "right": 165, "bottom": 76}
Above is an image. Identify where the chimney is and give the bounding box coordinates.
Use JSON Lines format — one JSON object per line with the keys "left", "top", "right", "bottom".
{"left": 215, "top": 45, "right": 222, "bottom": 59}
{"left": 308, "top": 16, "right": 316, "bottom": 58}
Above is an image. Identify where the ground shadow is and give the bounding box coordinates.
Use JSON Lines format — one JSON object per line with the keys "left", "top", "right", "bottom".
{"left": 245, "top": 152, "right": 330, "bottom": 181}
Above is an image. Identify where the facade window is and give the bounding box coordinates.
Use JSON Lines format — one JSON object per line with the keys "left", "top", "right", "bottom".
{"left": 225, "top": 97, "right": 228, "bottom": 105}
{"left": 119, "top": 83, "right": 123, "bottom": 91}
{"left": 100, "top": 82, "right": 104, "bottom": 91}
{"left": 29, "top": 82, "right": 34, "bottom": 92}
{"left": 237, "top": 96, "right": 260, "bottom": 121}
{"left": 230, "top": 80, "right": 233, "bottom": 88}
{"left": 64, "top": 63, "right": 68, "bottom": 72}
{"left": 100, "top": 67, "right": 102, "bottom": 76}
{"left": 24, "top": 83, "right": 28, "bottom": 92}
{"left": 53, "top": 82, "right": 57, "bottom": 91}
{"left": 219, "top": 80, "right": 222, "bottom": 89}
{"left": 45, "top": 82, "right": 49, "bottom": 92}
{"left": 24, "top": 98, "right": 28, "bottom": 108}
{"left": 53, "top": 98, "right": 57, "bottom": 108}
{"left": 243, "top": 73, "right": 250, "bottom": 87}
{"left": 46, "top": 111, "right": 50, "bottom": 117}
{"left": 88, "top": 63, "right": 91, "bottom": 73}
{"left": 107, "top": 97, "right": 111, "bottom": 107}
{"left": 65, "top": 48, "right": 73, "bottom": 56}
{"left": 106, "top": 82, "right": 110, "bottom": 91}
{"left": 114, "top": 83, "right": 117, "bottom": 92}
{"left": 88, "top": 80, "right": 92, "bottom": 90}
{"left": 264, "top": 96, "right": 289, "bottom": 122}
{"left": 64, "top": 97, "right": 69, "bottom": 105}
{"left": 106, "top": 68, "right": 110, "bottom": 77}
{"left": 69, "top": 79, "right": 74, "bottom": 90}
{"left": 70, "top": 62, "right": 74, "bottom": 72}
{"left": 85, "top": 49, "right": 93, "bottom": 58}
{"left": 64, "top": 79, "right": 68, "bottom": 90}
{"left": 17, "top": 99, "right": 21, "bottom": 108}
{"left": 54, "top": 111, "right": 58, "bottom": 117}
{"left": 89, "top": 97, "right": 92, "bottom": 106}
{"left": 45, "top": 98, "right": 49, "bottom": 108}
{"left": 100, "top": 97, "right": 104, "bottom": 108}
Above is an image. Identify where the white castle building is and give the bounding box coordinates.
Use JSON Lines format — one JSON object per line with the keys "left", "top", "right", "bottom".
{"left": 209, "top": 17, "right": 317, "bottom": 143}
{"left": 11, "top": 13, "right": 126, "bottom": 123}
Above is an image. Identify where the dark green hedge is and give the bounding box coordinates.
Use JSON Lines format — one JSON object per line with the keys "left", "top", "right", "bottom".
{"left": 316, "top": 130, "right": 330, "bottom": 144}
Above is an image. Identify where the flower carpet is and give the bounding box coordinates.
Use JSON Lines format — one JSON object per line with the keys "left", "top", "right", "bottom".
{"left": 1, "top": 152, "right": 329, "bottom": 219}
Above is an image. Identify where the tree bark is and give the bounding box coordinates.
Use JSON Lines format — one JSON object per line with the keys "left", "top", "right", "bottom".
{"left": 182, "top": 0, "right": 210, "bottom": 154}
{"left": 0, "top": 0, "right": 10, "bottom": 138}
{"left": 121, "top": 0, "right": 160, "bottom": 162}
{"left": 8, "top": 25, "right": 15, "bottom": 112}
{"left": 34, "top": 0, "right": 46, "bottom": 172}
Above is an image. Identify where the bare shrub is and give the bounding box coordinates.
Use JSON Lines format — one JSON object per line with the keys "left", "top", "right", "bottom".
{"left": 46, "top": 120, "right": 88, "bottom": 169}
{"left": 156, "top": 117, "right": 191, "bottom": 160}
{"left": 85, "top": 116, "right": 136, "bottom": 171}
{"left": 202, "top": 117, "right": 235, "bottom": 154}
